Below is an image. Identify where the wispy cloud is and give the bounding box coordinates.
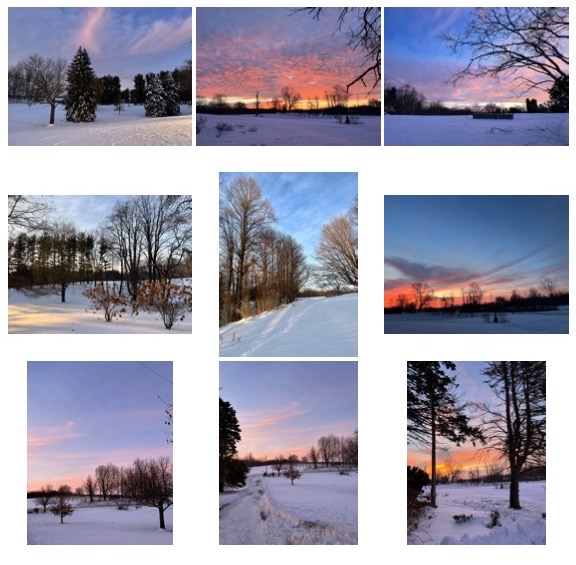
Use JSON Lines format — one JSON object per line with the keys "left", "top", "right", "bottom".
{"left": 28, "top": 421, "right": 86, "bottom": 447}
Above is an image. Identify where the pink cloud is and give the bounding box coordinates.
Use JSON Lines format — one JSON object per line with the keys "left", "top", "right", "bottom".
{"left": 129, "top": 15, "right": 192, "bottom": 55}
{"left": 72, "top": 7, "right": 107, "bottom": 54}
{"left": 28, "top": 421, "right": 86, "bottom": 447}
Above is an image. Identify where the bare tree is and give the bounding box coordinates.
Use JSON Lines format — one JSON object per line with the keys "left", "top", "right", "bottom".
{"left": 135, "top": 195, "right": 192, "bottom": 282}
{"left": 95, "top": 462, "right": 120, "bottom": 501}
{"left": 476, "top": 361, "right": 546, "bottom": 510}
{"left": 272, "top": 455, "right": 286, "bottom": 474}
{"left": 297, "top": 8, "right": 381, "bottom": 91}
{"left": 315, "top": 198, "right": 358, "bottom": 291}
{"left": 8, "top": 195, "right": 53, "bottom": 235}
{"left": 20, "top": 54, "right": 68, "bottom": 124}
{"left": 219, "top": 177, "right": 276, "bottom": 320}
{"left": 307, "top": 445, "right": 319, "bottom": 469}
{"left": 411, "top": 282, "right": 434, "bottom": 312}
{"left": 540, "top": 276, "right": 558, "bottom": 308}
{"left": 35, "top": 485, "right": 55, "bottom": 513}
{"left": 464, "top": 282, "right": 484, "bottom": 309}
{"left": 84, "top": 475, "right": 96, "bottom": 503}
{"left": 123, "top": 457, "right": 173, "bottom": 530}
{"left": 280, "top": 86, "right": 301, "bottom": 112}
{"left": 317, "top": 434, "right": 340, "bottom": 467}
{"left": 443, "top": 8, "right": 569, "bottom": 96}
{"left": 394, "top": 84, "right": 426, "bottom": 115}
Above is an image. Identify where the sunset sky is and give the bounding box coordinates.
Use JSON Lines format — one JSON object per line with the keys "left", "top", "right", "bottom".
{"left": 384, "top": 7, "right": 565, "bottom": 107}
{"left": 408, "top": 362, "right": 519, "bottom": 476}
{"left": 197, "top": 7, "right": 380, "bottom": 108}
{"left": 8, "top": 7, "right": 191, "bottom": 90}
{"left": 220, "top": 361, "right": 358, "bottom": 460}
{"left": 220, "top": 172, "right": 357, "bottom": 265}
{"left": 384, "top": 195, "right": 568, "bottom": 308}
{"left": 28, "top": 362, "right": 172, "bottom": 491}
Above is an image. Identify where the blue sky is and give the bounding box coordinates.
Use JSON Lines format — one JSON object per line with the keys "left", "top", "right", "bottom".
{"left": 28, "top": 361, "right": 172, "bottom": 491}
{"left": 220, "top": 361, "right": 358, "bottom": 459}
{"left": 9, "top": 7, "right": 191, "bottom": 90}
{"left": 384, "top": 8, "right": 558, "bottom": 106}
{"left": 49, "top": 196, "right": 129, "bottom": 231}
{"left": 220, "top": 172, "right": 357, "bottom": 264}
{"left": 385, "top": 195, "right": 569, "bottom": 306}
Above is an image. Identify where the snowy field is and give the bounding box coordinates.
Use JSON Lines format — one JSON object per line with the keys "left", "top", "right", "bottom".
{"left": 27, "top": 499, "right": 172, "bottom": 545}
{"left": 409, "top": 481, "right": 545, "bottom": 545}
{"left": 384, "top": 112, "right": 568, "bottom": 145}
{"left": 196, "top": 113, "right": 381, "bottom": 145}
{"left": 8, "top": 280, "right": 192, "bottom": 334}
{"left": 219, "top": 293, "right": 358, "bottom": 357}
{"left": 385, "top": 308, "right": 568, "bottom": 334}
{"left": 8, "top": 102, "right": 192, "bottom": 146}
{"left": 220, "top": 467, "right": 357, "bottom": 545}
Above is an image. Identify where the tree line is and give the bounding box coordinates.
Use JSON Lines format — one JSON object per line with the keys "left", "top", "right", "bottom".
{"left": 8, "top": 45, "right": 192, "bottom": 124}
{"left": 197, "top": 87, "right": 380, "bottom": 117}
{"left": 407, "top": 361, "right": 545, "bottom": 527}
{"left": 219, "top": 176, "right": 357, "bottom": 326}
{"left": 30, "top": 457, "right": 173, "bottom": 529}
{"left": 9, "top": 195, "right": 192, "bottom": 320}
{"left": 386, "top": 278, "right": 567, "bottom": 315}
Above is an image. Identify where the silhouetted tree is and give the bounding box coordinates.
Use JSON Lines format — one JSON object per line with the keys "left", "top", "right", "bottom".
{"left": 297, "top": 8, "right": 380, "bottom": 91}
{"left": 220, "top": 397, "right": 248, "bottom": 492}
{"left": 444, "top": 8, "right": 568, "bottom": 97}
{"left": 407, "top": 361, "right": 483, "bottom": 507}
{"left": 476, "top": 361, "right": 546, "bottom": 510}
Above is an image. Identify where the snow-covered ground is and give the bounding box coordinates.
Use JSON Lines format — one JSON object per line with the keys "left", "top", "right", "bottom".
{"left": 220, "top": 467, "right": 357, "bottom": 545}
{"left": 219, "top": 293, "right": 358, "bottom": 356}
{"left": 27, "top": 499, "right": 172, "bottom": 545}
{"left": 8, "top": 280, "right": 192, "bottom": 333}
{"left": 8, "top": 102, "right": 192, "bottom": 146}
{"left": 409, "top": 481, "right": 545, "bottom": 545}
{"left": 385, "top": 308, "right": 568, "bottom": 334}
{"left": 196, "top": 113, "right": 381, "bottom": 145}
{"left": 384, "top": 113, "right": 568, "bottom": 145}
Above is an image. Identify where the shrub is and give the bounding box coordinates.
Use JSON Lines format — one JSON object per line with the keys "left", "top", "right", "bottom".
{"left": 83, "top": 284, "right": 128, "bottom": 322}
{"left": 196, "top": 115, "right": 207, "bottom": 134}
{"left": 216, "top": 122, "right": 234, "bottom": 137}
{"left": 453, "top": 514, "right": 473, "bottom": 523}
{"left": 134, "top": 279, "right": 192, "bottom": 330}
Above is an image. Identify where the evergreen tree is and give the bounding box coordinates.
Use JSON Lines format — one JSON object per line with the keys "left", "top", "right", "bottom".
{"left": 219, "top": 397, "right": 247, "bottom": 492}
{"left": 65, "top": 46, "right": 97, "bottom": 122}
{"left": 132, "top": 73, "right": 146, "bottom": 104}
{"left": 407, "top": 361, "right": 483, "bottom": 507}
{"left": 160, "top": 71, "right": 181, "bottom": 116}
{"left": 144, "top": 73, "right": 166, "bottom": 117}
{"left": 548, "top": 75, "right": 569, "bottom": 112}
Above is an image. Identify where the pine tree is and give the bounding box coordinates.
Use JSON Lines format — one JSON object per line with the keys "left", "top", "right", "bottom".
{"left": 219, "top": 397, "right": 248, "bottom": 492}
{"left": 144, "top": 73, "right": 166, "bottom": 117}
{"left": 65, "top": 47, "right": 97, "bottom": 122}
{"left": 160, "top": 71, "right": 181, "bottom": 116}
{"left": 407, "top": 361, "right": 483, "bottom": 507}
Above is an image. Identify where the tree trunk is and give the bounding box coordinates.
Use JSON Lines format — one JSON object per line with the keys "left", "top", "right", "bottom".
{"left": 431, "top": 404, "right": 437, "bottom": 507}
{"left": 49, "top": 103, "right": 56, "bottom": 125}
{"left": 61, "top": 282, "right": 67, "bottom": 303}
{"left": 158, "top": 506, "right": 166, "bottom": 529}
{"left": 509, "top": 468, "right": 521, "bottom": 509}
